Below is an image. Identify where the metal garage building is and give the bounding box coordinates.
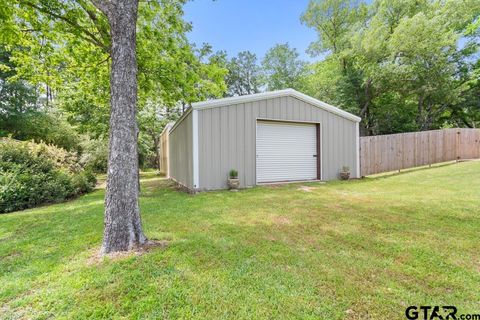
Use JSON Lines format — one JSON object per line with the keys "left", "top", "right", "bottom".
{"left": 160, "top": 89, "right": 361, "bottom": 192}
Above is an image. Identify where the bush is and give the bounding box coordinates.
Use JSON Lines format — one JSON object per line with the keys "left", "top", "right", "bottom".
{"left": 70, "top": 171, "right": 96, "bottom": 194}
{"left": 0, "top": 138, "right": 96, "bottom": 213}
{"left": 1, "top": 111, "right": 81, "bottom": 152}
{"left": 79, "top": 136, "right": 108, "bottom": 173}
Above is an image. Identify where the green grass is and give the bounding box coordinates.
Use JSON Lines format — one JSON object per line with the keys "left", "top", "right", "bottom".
{"left": 1, "top": 162, "right": 479, "bottom": 319}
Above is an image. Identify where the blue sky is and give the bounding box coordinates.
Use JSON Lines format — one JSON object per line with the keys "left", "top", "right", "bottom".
{"left": 183, "top": 0, "right": 317, "bottom": 61}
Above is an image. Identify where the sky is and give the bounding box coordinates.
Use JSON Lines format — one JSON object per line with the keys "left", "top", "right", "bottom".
{"left": 183, "top": 0, "right": 318, "bottom": 61}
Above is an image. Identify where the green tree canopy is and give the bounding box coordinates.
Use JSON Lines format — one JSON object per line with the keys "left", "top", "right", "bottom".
{"left": 302, "top": 0, "right": 480, "bottom": 135}
{"left": 225, "top": 50, "right": 262, "bottom": 96}
{"left": 261, "top": 43, "right": 309, "bottom": 91}
{"left": 0, "top": 0, "right": 227, "bottom": 139}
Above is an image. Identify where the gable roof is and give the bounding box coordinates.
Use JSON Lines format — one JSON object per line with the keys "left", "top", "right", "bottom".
{"left": 170, "top": 89, "right": 361, "bottom": 133}
{"left": 191, "top": 89, "right": 361, "bottom": 122}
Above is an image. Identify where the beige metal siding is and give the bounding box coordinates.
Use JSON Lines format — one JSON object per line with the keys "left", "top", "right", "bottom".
{"left": 158, "top": 123, "right": 172, "bottom": 176}
{"left": 197, "top": 96, "right": 358, "bottom": 190}
{"left": 169, "top": 111, "right": 193, "bottom": 189}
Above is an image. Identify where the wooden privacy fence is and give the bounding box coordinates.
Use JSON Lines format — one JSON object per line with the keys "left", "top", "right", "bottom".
{"left": 360, "top": 128, "right": 480, "bottom": 176}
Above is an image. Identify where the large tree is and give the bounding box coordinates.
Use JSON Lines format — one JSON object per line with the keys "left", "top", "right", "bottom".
{"left": 225, "top": 50, "right": 261, "bottom": 96}
{"left": 89, "top": 0, "right": 147, "bottom": 253}
{"left": 261, "top": 43, "right": 309, "bottom": 91}
{"left": 1, "top": 0, "right": 225, "bottom": 253}
{"left": 302, "top": 0, "right": 480, "bottom": 135}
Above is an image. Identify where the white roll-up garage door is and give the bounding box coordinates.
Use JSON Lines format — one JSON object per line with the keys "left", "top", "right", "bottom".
{"left": 256, "top": 121, "right": 318, "bottom": 183}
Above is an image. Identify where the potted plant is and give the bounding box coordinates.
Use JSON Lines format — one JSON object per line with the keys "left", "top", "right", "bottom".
{"left": 340, "top": 166, "right": 350, "bottom": 180}
{"left": 228, "top": 169, "right": 239, "bottom": 190}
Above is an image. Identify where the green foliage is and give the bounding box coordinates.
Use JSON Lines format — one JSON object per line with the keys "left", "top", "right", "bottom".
{"left": 0, "top": 138, "right": 96, "bottom": 213}
{"left": 79, "top": 130, "right": 167, "bottom": 173}
{"left": 78, "top": 136, "right": 108, "bottom": 173}
{"left": 1, "top": 110, "right": 81, "bottom": 151}
{"left": 448, "top": 57, "right": 480, "bottom": 128}
{"left": 70, "top": 170, "right": 96, "bottom": 194}
{"left": 301, "top": 0, "right": 364, "bottom": 55}
{"left": 229, "top": 169, "right": 238, "bottom": 179}
{"left": 0, "top": 47, "right": 81, "bottom": 151}
{"left": 0, "top": 0, "right": 227, "bottom": 159}
{"left": 0, "top": 47, "right": 38, "bottom": 117}
{"left": 225, "top": 51, "right": 262, "bottom": 96}
{"left": 261, "top": 43, "right": 309, "bottom": 91}
{"left": 302, "top": 0, "right": 480, "bottom": 135}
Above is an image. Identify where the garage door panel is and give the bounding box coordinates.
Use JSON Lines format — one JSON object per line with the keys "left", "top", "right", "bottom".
{"left": 256, "top": 121, "right": 317, "bottom": 183}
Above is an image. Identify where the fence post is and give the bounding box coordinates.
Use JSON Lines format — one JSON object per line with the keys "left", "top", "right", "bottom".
{"left": 428, "top": 131, "right": 431, "bottom": 167}
{"left": 456, "top": 130, "right": 460, "bottom": 161}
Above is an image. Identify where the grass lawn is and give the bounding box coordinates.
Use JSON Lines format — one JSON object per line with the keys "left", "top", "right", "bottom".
{"left": 1, "top": 162, "right": 479, "bottom": 319}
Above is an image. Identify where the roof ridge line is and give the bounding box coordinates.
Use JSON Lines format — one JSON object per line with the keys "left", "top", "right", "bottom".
{"left": 192, "top": 89, "right": 361, "bottom": 122}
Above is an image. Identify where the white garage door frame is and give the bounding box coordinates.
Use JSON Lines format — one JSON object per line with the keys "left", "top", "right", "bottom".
{"left": 255, "top": 118, "right": 322, "bottom": 184}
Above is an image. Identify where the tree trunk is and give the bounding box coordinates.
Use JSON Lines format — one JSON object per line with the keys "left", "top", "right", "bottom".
{"left": 416, "top": 94, "right": 425, "bottom": 130}
{"left": 153, "top": 135, "right": 161, "bottom": 170}
{"left": 93, "top": 0, "right": 147, "bottom": 254}
{"left": 359, "top": 78, "right": 373, "bottom": 136}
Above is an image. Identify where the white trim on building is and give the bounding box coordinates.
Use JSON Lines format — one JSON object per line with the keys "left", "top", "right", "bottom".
{"left": 355, "top": 122, "right": 360, "bottom": 178}
{"left": 192, "top": 89, "right": 361, "bottom": 123}
{"left": 192, "top": 109, "right": 199, "bottom": 189}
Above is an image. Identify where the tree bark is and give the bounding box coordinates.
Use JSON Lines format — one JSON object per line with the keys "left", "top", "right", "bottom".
{"left": 416, "top": 94, "right": 425, "bottom": 130}
{"left": 153, "top": 135, "right": 161, "bottom": 170}
{"left": 93, "top": 0, "right": 147, "bottom": 254}
{"left": 359, "top": 78, "right": 373, "bottom": 136}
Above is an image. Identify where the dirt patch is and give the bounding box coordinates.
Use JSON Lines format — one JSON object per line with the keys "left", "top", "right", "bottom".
{"left": 87, "top": 240, "right": 169, "bottom": 265}
{"left": 273, "top": 216, "right": 292, "bottom": 225}
{"left": 1, "top": 251, "right": 22, "bottom": 260}
{"left": 97, "top": 176, "right": 168, "bottom": 191}
{"left": 265, "top": 235, "right": 278, "bottom": 242}
{"left": 264, "top": 184, "right": 282, "bottom": 189}
{"left": 298, "top": 185, "right": 318, "bottom": 192}
{"left": 324, "top": 202, "right": 343, "bottom": 211}
{"left": 0, "top": 235, "right": 13, "bottom": 243}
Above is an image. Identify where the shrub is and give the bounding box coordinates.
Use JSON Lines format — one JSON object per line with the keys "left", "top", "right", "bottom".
{"left": 0, "top": 138, "right": 96, "bottom": 213}
{"left": 1, "top": 111, "right": 81, "bottom": 152}
{"left": 70, "top": 170, "right": 96, "bottom": 194}
{"left": 79, "top": 136, "right": 108, "bottom": 173}
{"left": 229, "top": 169, "right": 238, "bottom": 179}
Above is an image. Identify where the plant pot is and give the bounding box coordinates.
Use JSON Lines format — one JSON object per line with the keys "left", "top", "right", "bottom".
{"left": 339, "top": 171, "right": 350, "bottom": 180}
{"left": 228, "top": 178, "right": 240, "bottom": 190}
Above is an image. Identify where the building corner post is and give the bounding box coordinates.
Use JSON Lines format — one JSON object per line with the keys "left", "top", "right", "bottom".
{"left": 192, "top": 109, "right": 200, "bottom": 190}
{"left": 355, "top": 122, "right": 361, "bottom": 178}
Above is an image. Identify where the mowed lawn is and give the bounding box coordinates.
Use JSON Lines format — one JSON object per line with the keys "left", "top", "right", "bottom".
{"left": 1, "top": 162, "right": 479, "bottom": 319}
